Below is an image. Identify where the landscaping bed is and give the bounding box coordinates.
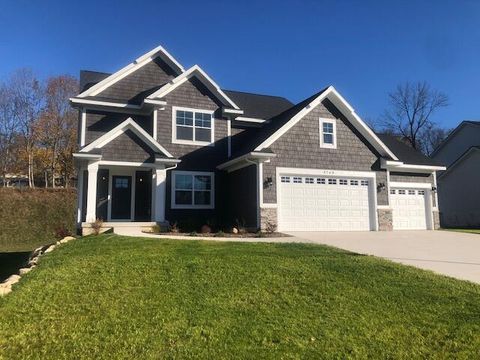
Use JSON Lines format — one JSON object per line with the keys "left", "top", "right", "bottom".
{"left": 1, "top": 234, "right": 479, "bottom": 358}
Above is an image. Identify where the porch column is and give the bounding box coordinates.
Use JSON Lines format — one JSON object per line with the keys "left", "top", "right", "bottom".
{"left": 154, "top": 166, "right": 167, "bottom": 222}
{"left": 76, "top": 167, "right": 84, "bottom": 226}
{"left": 85, "top": 162, "right": 99, "bottom": 223}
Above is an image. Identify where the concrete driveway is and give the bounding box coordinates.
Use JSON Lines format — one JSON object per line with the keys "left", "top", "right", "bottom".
{"left": 288, "top": 230, "right": 480, "bottom": 284}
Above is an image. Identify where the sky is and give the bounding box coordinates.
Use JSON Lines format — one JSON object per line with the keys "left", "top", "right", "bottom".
{"left": 0, "top": 0, "right": 479, "bottom": 128}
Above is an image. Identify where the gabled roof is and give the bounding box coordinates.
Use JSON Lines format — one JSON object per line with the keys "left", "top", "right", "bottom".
{"left": 376, "top": 134, "right": 443, "bottom": 166}
{"left": 431, "top": 120, "right": 480, "bottom": 157}
{"left": 223, "top": 90, "right": 293, "bottom": 119}
{"left": 77, "top": 45, "right": 184, "bottom": 98}
{"left": 81, "top": 118, "right": 172, "bottom": 158}
{"left": 438, "top": 146, "right": 480, "bottom": 179}
{"left": 146, "top": 65, "right": 241, "bottom": 110}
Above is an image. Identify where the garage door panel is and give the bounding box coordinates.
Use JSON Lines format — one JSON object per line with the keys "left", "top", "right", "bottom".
{"left": 279, "top": 174, "right": 373, "bottom": 231}
{"left": 391, "top": 188, "right": 427, "bottom": 230}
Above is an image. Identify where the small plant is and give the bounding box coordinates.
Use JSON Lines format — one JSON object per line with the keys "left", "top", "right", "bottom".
{"left": 265, "top": 219, "right": 277, "bottom": 234}
{"left": 215, "top": 231, "right": 225, "bottom": 237}
{"left": 170, "top": 222, "right": 179, "bottom": 233}
{"left": 91, "top": 219, "right": 103, "bottom": 236}
{"left": 54, "top": 225, "right": 71, "bottom": 239}
{"left": 200, "top": 224, "right": 211, "bottom": 234}
{"left": 151, "top": 224, "right": 161, "bottom": 233}
{"left": 235, "top": 218, "right": 247, "bottom": 235}
{"left": 256, "top": 230, "right": 266, "bottom": 238}
{"left": 189, "top": 231, "right": 197, "bottom": 237}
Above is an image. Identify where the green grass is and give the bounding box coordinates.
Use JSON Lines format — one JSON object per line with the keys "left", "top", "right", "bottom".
{"left": 1, "top": 234, "right": 480, "bottom": 359}
{"left": 445, "top": 228, "right": 480, "bottom": 235}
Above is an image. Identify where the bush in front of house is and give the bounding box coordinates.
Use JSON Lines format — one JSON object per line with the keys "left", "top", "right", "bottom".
{"left": 0, "top": 188, "right": 77, "bottom": 252}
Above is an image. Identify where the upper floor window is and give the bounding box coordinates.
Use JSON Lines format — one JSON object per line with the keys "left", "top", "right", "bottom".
{"left": 320, "top": 118, "right": 337, "bottom": 149}
{"left": 172, "top": 107, "right": 214, "bottom": 145}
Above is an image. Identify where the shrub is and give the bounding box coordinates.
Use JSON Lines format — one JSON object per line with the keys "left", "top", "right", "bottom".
{"left": 170, "top": 222, "right": 179, "bottom": 233}
{"left": 150, "top": 224, "right": 161, "bottom": 233}
{"left": 54, "top": 225, "right": 72, "bottom": 239}
{"left": 189, "top": 231, "right": 197, "bottom": 237}
{"left": 215, "top": 231, "right": 225, "bottom": 237}
{"left": 200, "top": 224, "right": 211, "bottom": 234}
{"left": 91, "top": 219, "right": 103, "bottom": 236}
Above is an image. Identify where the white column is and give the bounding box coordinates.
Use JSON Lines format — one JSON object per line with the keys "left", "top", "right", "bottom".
{"left": 154, "top": 166, "right": 167, "bottom": 222}
{"left": 85, "top": 162, "right": 99, "bottom": 223}
{"left": 76, "top": 167, "right": 84, "bottom": 226}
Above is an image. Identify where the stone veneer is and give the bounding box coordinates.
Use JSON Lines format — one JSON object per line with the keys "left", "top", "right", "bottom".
{"left": 260, "top": 207, "right": 278, "bottom": 232}
{"left": 433, "top": 211, "right": 440, "bottom": 230}
{"left": 377, "top": 209, "right": 393, "bottom": 231}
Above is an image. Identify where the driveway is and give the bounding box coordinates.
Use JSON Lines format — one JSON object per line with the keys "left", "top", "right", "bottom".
{"left": 288, "top": 230, "right": 480, "bottom": 284}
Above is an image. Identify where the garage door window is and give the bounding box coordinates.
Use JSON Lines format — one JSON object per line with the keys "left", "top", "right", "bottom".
{"left": 281, "top": 176, "right": 290, "bottom": 183}
{"left": 328, "top": 179, "right": 337, "bottom": 185}
{"left": 361, "top": 180, "right": 369, "bottom": 186}
{"left": 316, "top": 178, "right": 326, "bottom": 184}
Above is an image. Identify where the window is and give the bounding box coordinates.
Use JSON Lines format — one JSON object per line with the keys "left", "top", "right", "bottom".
{"left": 390, "top": 189, "right": 396, "bottom": 194}
{"left": 418, "top": 190, "right": 425, "bottom": 195}
{"left": 293, "top": 177, "right": 302, "bottom": 183}
{"left": 399, "top": 189, "right": 406, "bottom": 195}
{"left": 328, "top": 178, "right": 337, "bottom": 185}
{"left": 115, "top": 178, "right": 129, "bottom": 188}
{"left": 320, "top": 119, "right": 337, "bottom": 149}
{"left": 316, "top": 178, "right": 326, "bottom": 184}
{"left": 361, "top": 180, "right": 369, "bottom": 186}
{"left": 281, "top": 176, "right": 291, "bottom": 183}
{"left": 172, "top": 171, "right": 214, "bottom": 209}
{"left": 350, "top": 180, "right": 359, "bottom": 186}
{"left": 408, "top": 190, "right": 415, "bottom": 195}
{"left": 305, "top": 177, "right": 314, "bottom": 184}
{"left": 173, "top": 107, "right": 214, "bottom": 145}
{"left": 339, "top": 179, "right": 348, "bottom": 185}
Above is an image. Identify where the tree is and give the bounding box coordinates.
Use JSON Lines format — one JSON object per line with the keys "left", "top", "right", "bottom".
{"left": 36, "top": 75, "right": 78, "bottom": 187}
{"left": 8, "top": 69, "right": 45, "bottom": 187}
{"left": 0, "top": 84, "right": 19, "bottom": 186}
{"left": 421, "top": 124, "right": 452, "bottom": 156}
{"left": 382, "top": 81, "right": 448, "bottom": 152}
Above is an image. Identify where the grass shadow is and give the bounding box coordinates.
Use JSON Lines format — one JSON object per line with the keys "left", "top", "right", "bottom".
{"left": 0, "top": 252, "right": 30, "bottom": 282}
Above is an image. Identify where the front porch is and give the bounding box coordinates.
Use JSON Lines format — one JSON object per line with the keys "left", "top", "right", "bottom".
{"left": 76, "top": 160, "right": 176, "bottom": 234}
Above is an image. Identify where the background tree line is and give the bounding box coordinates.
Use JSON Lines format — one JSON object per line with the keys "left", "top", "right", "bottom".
{"left": 0, "top": 69, "right": 78, "bottom": 188}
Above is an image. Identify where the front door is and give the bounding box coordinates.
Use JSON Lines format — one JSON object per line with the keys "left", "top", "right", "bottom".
{"left": 134, "top": 170, "right": 152, "bottom": 221}
{"left": 111, "top": 176, "right": 132, "bottom": 220}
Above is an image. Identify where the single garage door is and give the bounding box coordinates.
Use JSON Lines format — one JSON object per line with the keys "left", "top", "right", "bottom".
{"left": 390, "top": 188, "right": 427, "bottom": 230}
{"left": 278, "top": 174, "right": 373, "bottom": 231}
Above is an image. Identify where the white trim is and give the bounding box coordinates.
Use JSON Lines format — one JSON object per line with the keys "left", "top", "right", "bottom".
{"left": 81, "top": 118, "right": 172, "bottom": 158}
{"left": 147, "top": 65, "right": 240, "bottom": 110}
{"left": 432, "top": 171, "right": 439, "bottom": 210}
{"left": 217, "top": 152, "right": 276, "bottom": 172}
{"left": 77, "top": 45, "right": 184, "bottom": 98}
{"left": 319, "top": 118, "right": 337, "bottom": 149}
{"left": 275, "top": 167, "right": 378, "bottom": 231}
{"left": 73, "top": 153, "right": 102, "bottom": 160}
{"left": 85, "top": 162, "right": 99, "bottom": 223}
{"left": 254, "top": 86, "right": 398, "bottom": 160}
{"left": 381, "top": 158, "right": 446, "bottom": 173}
{"left": 377, "top": 205, "right": 392, "bottom": 210}
{"left": 227, "top": 118, "right": 231, "bottom": 158}
{"left": 386, "top": 169, "right": 391, "bottom": 207}
{"left": 70, "top": 97, "right": 143, "bottom": 109}
{"left": 258, "top": 162, "right": 263, "bottom": 221}
{"left": 235, "top": 116, "right": 266, "bottom": 123}
{"left": 154, "top": 167, "right": 167, "bottom": 222}
{"left": 171, "top": 171, "right": 215, "bottom": 209}
{"left": 80, "top": 109, "right": 86, "bottom": 147}
{"left": 260, "top": 203, "right": 278, "bottom": 209}
{"left": 153, "top": 110, "right": 158, "bottom": 141}
{"left": 390, "top": 182, "right": 432, "bottom": 189}
{"left": 76, "top": 167, "right": 85, "bottom": 226}
{"left": 98, "top": 160, "right": 159, "bottom": 168}
{"left": 143, "top": 99, "right": 167, "bottom": 106}
{"left": 171, "top": 106, "right": 215, "bottom": 146}
{"left": 223, "top": 108, "right": 244, "bottom": 115}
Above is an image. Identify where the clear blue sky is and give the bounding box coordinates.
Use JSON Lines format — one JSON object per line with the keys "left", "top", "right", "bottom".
{"left": 1, "top": 0, "right": 479, "bottom": 128}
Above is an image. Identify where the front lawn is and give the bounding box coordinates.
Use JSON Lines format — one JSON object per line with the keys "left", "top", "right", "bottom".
{"left": 445, "top": 228, "right": 480, "bottom": 235}
{"left": 1, "top": 235, "right": 479, "bottom": 359}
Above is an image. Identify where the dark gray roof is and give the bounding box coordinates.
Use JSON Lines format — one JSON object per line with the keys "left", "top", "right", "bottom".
{"left": 230, "top": 88, "right": 329, "bottom": 158}
{"left": 376, "top": 134, "right": 444, "bottom": 166}
{"left": 223, "top": 90, "right": 293, "bottom": 119}
{"left": 79, "top": 70, "right": 111, "bottom": 93}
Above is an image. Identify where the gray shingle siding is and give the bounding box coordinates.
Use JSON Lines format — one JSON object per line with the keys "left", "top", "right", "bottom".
{"left": 101, "top": 129, "right": 155, "bottom": 163}
{"left": 390, "top": 172, "right": 434, "bottom": 184}
{"left": 262, "top": 100, "right": 384, "bottom": 204}
{"left": 97, "top": 58, "right": 176, "bottom": 102}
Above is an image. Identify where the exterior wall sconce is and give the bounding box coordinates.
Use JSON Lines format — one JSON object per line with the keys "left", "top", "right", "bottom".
{"left": 264, "top": 177, "right": 273, "bottom": 188}
{"left": 377, "top": 182, "right": 386, "bottom": 191}
{"left": 431, "top": 186, "right": 437, "bottom": 193}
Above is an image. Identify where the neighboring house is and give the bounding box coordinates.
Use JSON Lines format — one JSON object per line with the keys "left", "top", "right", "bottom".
{"left": 71, "top": 45, "right": 445, "bottom": 234}
{"left": 431, "top": 121, "right": 480, "bottom": 227}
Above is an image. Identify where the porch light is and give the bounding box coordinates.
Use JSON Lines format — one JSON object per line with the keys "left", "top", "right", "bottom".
{"left": 264, "top": 177, "right": 273, "bottom": 188}
{"left": 377, "top": 182, "right": 386, "bottom": 191}
{"left": 431, "top": 186, "right": 437, "bottom": 193}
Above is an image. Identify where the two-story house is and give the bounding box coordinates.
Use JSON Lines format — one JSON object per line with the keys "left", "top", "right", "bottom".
{"left": 72, "top": 45, "right": 445, "bottom": 234}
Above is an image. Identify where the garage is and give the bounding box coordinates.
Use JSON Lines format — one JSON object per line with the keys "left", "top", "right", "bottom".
{"left": 277, "top": 172, "right": 376, "bottom": 231}
{"left": 390, "top": 188, "right": 429, "bottom": 230}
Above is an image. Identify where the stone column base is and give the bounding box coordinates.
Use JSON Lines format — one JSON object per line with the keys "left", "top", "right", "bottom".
{"left": 377, "top": 208, "right": 393, "bottom": 231}
{"left": 433, "top": 210, "right": 440, "bottom": 230}
{"left": 260, "top": 207, "right": 278, "bottom": 232}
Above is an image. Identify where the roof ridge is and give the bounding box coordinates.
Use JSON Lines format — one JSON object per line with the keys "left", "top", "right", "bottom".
{"left": 223, "top": 89, "right": 291, "bottom": 101}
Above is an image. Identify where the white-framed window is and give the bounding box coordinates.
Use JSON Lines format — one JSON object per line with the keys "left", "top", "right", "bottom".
{"left": 305, "top": 177, "right": 314, "bottom": 184}
{"left": 320, "top": 118, "right": 337, "bottom": 149}
{"left": 316, "top": 178, "right": 326, "bottom": 184}
{"left": 172, "top": 106, "right": 214, "bottom": 145}
{"left": 361, "top": 180, "right": 369, "bottom": 186}
{"left": 328, "top": 178, "right": 337, "bottom": 185}
{"left": 339, "top": 179, "right": 348, "bottom": 185}
{"left": 390, "top": 189, "right": 396, "bottom": 194}
{"left": 418, "top": 190, "right": 425, "bottom": 195}
{"left": 281, "top": 176, "right": 291, "bottom": 183}
{"left": 408, "top": 190, "right": 415, "bottom": 195}
{"left": 399, "top": 189, "right": 406, "bottom": 195}
{"left": 293, "top": 177, "right": 302, "bottom": 183}
{"left": 171, "top": 171, "right": 214, "bottom": 209}
{"left": 350, "top": 180, "right": 359, "bottom": 186}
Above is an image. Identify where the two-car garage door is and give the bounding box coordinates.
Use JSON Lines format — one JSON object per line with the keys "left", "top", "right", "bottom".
{"left": 278, "top": 174, "right": 374, "bottom": 231}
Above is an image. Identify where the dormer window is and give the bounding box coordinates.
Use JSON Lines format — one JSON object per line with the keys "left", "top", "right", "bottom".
{"left": 320, "top": 118, "right": 337, "bottom": 149}
{"left": 172, "top": 106, "right": 214, "bottom": 145}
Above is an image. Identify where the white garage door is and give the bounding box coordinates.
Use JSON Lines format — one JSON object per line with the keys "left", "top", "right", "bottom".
{"left": 390, "top": 188, "right": 427, "bottom": 230}
{"left": 278, "top": 174, "right": 373, "bottom": 231}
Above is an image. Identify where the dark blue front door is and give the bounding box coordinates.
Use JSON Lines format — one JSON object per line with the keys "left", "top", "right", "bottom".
{"left": 111, "top": 176, "right": 132, "bottom": 220}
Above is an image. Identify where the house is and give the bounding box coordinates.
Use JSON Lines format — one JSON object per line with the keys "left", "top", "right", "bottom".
{"left": 431, "top": 121, "right": 480, "bottom": 227}
{"left": 71, "top": 45, "right": 445, "bottom": 234}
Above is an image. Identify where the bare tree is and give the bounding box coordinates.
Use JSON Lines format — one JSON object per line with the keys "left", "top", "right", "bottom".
{"left": 421, "top": 124, "right": 451, "bottom": 156}
{"left": 382, "top": 82, "right": 448, "bottom": 151}
{"left": 0, "top": 84, "right": 19, "bottom": 186}
{"left": 8, "top": 69, "right": 45, "bottom": 187}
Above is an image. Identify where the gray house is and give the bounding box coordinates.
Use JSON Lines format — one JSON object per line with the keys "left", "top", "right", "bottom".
{"left": 71, "top": 45, "right": 445, "bottom": 234}
{"left": 432, "top": 121, "right": 480, "bottom": 227}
